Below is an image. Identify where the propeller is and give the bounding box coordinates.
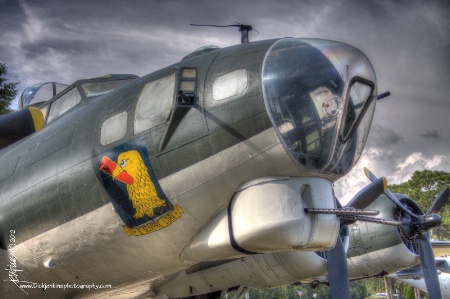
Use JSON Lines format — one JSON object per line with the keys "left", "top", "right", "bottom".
{"left": 365, "top": 168, "right": 450, "bottom": 299}
{"left": 324, "top": 176, "right": 387, "bottom": 298}
{"left": 327, "top": 235, "right": 351, "bottom": 299}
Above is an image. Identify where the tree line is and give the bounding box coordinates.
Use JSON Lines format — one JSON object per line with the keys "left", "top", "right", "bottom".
{"left": 0, "top": 62, "right": 19, "bottom": 115}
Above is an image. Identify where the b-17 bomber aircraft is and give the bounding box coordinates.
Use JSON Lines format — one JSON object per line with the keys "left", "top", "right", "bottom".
{"left": 0, "top": 26, "right": 449, "bottom": 299}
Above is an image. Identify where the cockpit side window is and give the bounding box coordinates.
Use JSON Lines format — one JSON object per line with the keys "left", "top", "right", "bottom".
{"left": 134, "top": 74, "right": 175, "bottom": 135}
{"left": 46, "top": 87, "right": 82, "bottom": 123}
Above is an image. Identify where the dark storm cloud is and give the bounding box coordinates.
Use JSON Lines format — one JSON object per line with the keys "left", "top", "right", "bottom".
{"left": 1, "top": 0, "right": 449, "bottom": 197}
{"left": 366, "top": 124, "right": 404, "bottom": 148}
{"left": 420, "top": 130, "right": 441, "bottom": 140}
{"left": 0, "top": 0, "right": 24, "bottom": 30}
{"left": 365, "top": 0, "right": 450, "bottom": 143}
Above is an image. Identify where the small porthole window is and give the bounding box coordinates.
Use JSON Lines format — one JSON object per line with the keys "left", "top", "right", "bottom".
{"left": 100, "top": 111, "right": 128, "bottom": 146}
{"left": 213, "top": 69, "right": 247, "bottom": 101}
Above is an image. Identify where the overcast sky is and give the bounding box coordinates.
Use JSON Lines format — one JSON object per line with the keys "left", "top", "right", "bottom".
{"left": 1, "top": 0, "right": 449, "bottom": 203}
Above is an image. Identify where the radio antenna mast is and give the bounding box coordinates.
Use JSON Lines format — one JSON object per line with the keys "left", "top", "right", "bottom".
{"left": 190, "top": 22, "right": 258, "bottom": 44}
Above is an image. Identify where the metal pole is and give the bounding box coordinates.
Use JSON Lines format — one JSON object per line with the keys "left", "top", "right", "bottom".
{"left": 383, "top": 276, "right": 392, "bottom": 299}
{"left": 220, "top": 289, "right": 228, "bottom": 299}
{"left": 231, "top": 285, "right": 245, "bottom": 299}
{"left": 240, "top": 28, "right": 249, "bottom": 43}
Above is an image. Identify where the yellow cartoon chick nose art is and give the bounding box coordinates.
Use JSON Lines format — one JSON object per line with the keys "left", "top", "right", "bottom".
{"left": 99, "top": 140, "right": 183, "bottom": 236}
{"left": 115, "top": 150, "right": 166, "bottom": 218}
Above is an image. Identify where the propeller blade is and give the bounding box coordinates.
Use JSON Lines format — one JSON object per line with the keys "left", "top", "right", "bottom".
{"left": 364, "top": 168, "right": 417, "bottom": 218}
{"left": 436, "top": 259, "right": 450, "bottom": 274}
{"left": 427, "top": 186, "right": 450, "bottom": 215}
{"left": 327, "top": 237, "right": 351, "bottom": 299}
{"left": 418, "top": 234, "right": 442, "bottom": 299}
{"left": 345, "top": 177, "right": 387, "bottom": 209}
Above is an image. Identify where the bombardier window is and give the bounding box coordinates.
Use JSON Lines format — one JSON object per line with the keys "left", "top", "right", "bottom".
{"left": 263, "top": 38, "right": 377, "bottom": 175}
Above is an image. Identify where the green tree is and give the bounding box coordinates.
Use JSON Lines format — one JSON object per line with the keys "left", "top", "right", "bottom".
{"left": 350, "top": 281, "right": 368, "bottom": 299}
{"left": 248, "top": 282, "right": 369, "bottom": 299}
{"left": 365, "top": 277, "right": 384, "bottom": 295}
{"left": 405, "top": 286, "right": 414, "bottom": 299}
{"left": 0, "top": 62, "right": 19, "bottom": 115}
{"left": 389, "top": 170, "right": 450, "bottom": 240}
{"left": 364, "top": 277, "right": 415, "bottom": 299}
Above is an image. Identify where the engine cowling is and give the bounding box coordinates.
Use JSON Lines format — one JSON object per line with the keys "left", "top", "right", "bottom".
{"left": 346, "top": 195, "right": 420, "bottom": 279}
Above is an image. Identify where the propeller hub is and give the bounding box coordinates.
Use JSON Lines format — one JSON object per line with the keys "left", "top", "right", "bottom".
{"left": 413, "top": 214, "right": 442, "bottom": 233}
{"left": 394, "top": 197, "right": 424, "bottom": 245}
{"left": 400, "top": 216, "right": 414, "bottom": 240}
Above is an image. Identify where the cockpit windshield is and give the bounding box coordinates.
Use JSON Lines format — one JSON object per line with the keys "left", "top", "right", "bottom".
{"left": 80, "top": 79, "right": 136, "bottom": 98}
{"left": 43, "top": 74, "right": 138, "bottom": 124}
{"left": 19, "top": 82, "right": 68, "bottom": 109}
{"left": 262, "top": 38, "right": 376, "bottom": 176}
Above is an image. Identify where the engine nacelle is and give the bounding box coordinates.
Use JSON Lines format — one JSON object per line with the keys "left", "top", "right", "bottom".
{"left": 0, "top": 107, "right": 44, "bottom": 150}
{"left": 346, "top": 195, "right": 419, "bottom": 279}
